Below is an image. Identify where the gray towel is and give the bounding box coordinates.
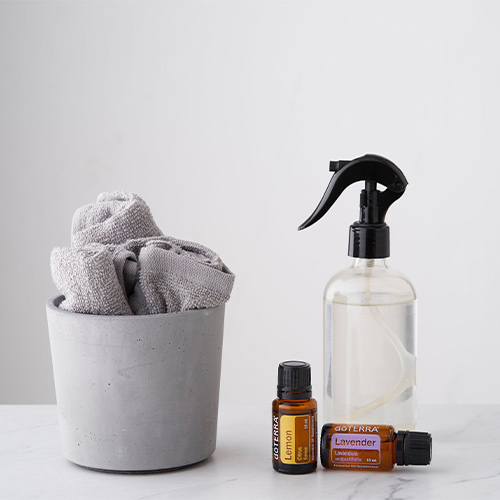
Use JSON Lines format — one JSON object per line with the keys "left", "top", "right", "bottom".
{"left": 71, "top": 191, "right": 163, "bottom": 248}
{"left": 51, "top": 244, "right": 133, "bottom": 315}
{"left": 51, "top": 192, "right": 235, "bottom": 315}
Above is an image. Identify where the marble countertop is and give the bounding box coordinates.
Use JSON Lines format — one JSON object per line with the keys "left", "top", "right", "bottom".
{"left": 1, "top": 404, "right": 498, "bottom": 499}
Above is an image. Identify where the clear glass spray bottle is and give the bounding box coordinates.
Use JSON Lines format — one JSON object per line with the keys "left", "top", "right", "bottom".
{"left": 299, "top": 154, "right": 417, "bottom": 430}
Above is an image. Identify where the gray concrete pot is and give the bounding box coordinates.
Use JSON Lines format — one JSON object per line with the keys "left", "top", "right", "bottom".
{"left": 46, "top": 295, "right": 225, "bottom": 472}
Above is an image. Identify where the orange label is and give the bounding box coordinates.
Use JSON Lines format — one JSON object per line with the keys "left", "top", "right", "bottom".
{"left": 279, "top": 415, "right": 311, "bottom": 464}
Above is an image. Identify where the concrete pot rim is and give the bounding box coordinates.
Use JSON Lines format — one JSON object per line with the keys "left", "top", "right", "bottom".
{"left": 47, "top": 295, "right": 221, "bottom": 321}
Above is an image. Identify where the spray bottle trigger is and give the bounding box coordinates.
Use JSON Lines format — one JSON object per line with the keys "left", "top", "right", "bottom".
{"left": 298, "top": 154, "right": 408, "bottom": 246}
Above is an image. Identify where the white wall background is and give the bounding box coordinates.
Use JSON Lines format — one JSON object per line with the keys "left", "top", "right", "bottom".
{"left": 1, "top": 1, "right": 499, "bottom": 409}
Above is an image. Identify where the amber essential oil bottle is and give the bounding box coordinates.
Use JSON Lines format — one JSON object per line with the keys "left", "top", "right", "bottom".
{"left": 272, "top": 361, "right": 317, "bottom": 474}
{"left": 321, "top": 423, "right": 432, "bottom": 471}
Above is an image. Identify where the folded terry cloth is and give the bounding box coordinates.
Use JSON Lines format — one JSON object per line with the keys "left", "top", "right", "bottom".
{"left": 51, "top": 192, "right": 235, "bottom": 315}
{"left": 121, "top": 237, "right": 234, "bottom": 315}
{"left": 51, "top": 244, "right": 133, "bottom": 315}
{"left": 71, "top": 191, "right": 163, "bottom": 248}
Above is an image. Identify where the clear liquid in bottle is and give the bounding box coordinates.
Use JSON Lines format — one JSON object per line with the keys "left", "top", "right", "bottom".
{"left": 323, "top": 259, "right": 417, "bottom": 430}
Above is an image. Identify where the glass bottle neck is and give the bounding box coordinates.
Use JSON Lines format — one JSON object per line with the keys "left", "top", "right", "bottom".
{"left": 352, "top": 258, "right": 388, "bottom": 269}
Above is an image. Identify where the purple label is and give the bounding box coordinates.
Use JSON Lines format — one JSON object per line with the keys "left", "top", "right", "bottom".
{"left": 331, "top": 433, "right": 381, "bottom": 451}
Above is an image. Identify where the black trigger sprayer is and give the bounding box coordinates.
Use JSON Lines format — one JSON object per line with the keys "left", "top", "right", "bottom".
{"left": 299, "top": 154, "right": 408, "bottom": 258}
{"left": 298, "top": 154, "right": 419, "bottom": 432}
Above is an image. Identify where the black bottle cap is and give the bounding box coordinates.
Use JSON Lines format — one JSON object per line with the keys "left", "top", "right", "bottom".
{"left": 320, "top": 424, "right": 329, "bottom": 468}
{"left": 349, "top": 222, "right": 390, "bottom": 259}
{"left": 396, "top": 431, "right": 432, "bottom": 466}
{"left": 277, "top": 360, "right": 312, "bottom": 400}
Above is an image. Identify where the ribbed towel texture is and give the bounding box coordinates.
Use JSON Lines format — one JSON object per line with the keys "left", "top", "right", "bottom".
{"left": 51, "top": 192, "right": 235, "bottom": 315}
